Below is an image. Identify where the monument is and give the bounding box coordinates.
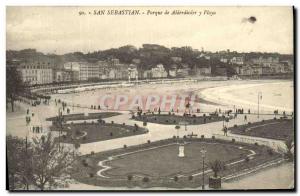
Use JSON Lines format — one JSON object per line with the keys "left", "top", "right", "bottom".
{"left": 178, "top": 143, "right": 185, "bottom": 157}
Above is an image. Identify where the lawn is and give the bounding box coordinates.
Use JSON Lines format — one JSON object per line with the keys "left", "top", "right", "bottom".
{"left": 71, "top": 138, "right": 281, "bottom": 188}
{"left": 230, "top": 118, "right": 294, "bottom": 140}
{"left": 134, "top": 113, "right": 225, "bottom": 125}
{"left": 105, "top": 142, "right": 247, "bottom": 177}
{"left": 46, "top": 112, "right": 121, "bottom": 122}
{"left": 52, "top": 122, "right": 148, "bottom": 144}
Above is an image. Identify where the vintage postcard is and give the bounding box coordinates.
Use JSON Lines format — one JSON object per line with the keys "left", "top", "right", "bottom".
{"left": 6, "top": 6, "right": 294, "bottom": 191}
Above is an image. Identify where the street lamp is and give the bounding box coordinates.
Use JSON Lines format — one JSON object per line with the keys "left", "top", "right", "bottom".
{"left": 222, "top": 114, "right": 225, "bottom": 128}
{"left": 58, "top": 107, "right": 63, "bottom": 152}
{"left": 257, "top": 92, "right": 262, "bottom": 119}
{"left": 24, "top": 114, "right": 31, "bottom": 190}
{"left": 200, "top": 148, "right": 207, "bottom": 190}
{"left": 175, "top": 125, "right": 180, "bottom": 143}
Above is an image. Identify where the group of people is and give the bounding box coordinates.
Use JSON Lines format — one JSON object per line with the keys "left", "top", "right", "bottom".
{"left": 32, "top": 126, "right": 43, "bottom": 134}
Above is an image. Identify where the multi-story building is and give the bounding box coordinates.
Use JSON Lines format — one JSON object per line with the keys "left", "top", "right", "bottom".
{"left": 65, "top": 61, "right": 109, "bottom": 81}
{"left": 63, "top": 62, "right": 81, "bottom": 81}
{"left": 271, "top": 63, "right": 287, "bottom": 73}
{"left": 18, "top": 61, "right": 53, "bottom": 85}
{"left": 214, "top": 67, "right": 227, "bottom": 76}
{"left": 239, "top": 65, "right": 253, "bottom": 76}
{"left": 151, "top": 64, "right": 168, "bottom": 78}
{"left": 143, "top": 70, "right": 152, "bottom": 79}
{"left": 97, "top": 60, "right": 109, "bottom": 79}
{"left": 251, "top": 56, "right": 279, "bottom": 67}
{"left": 251, "top": 65, "right": 263, "bottom": 75}
{"left": 56, "top": 71, "right": 69, "bottom": 82}
{"left": 230, "top": 56, "right": 244, "bottom": 65}
{"left": 194, "top": 66, "right": 211, "bottom": 76}
{"left": 128, "top": 64, "right": 138, "bottom": 81}
{"left": 169, "top": 64, "right": 178, "bottom": 77}
{"left": 115, "top": 69, "right": 128, "bottom": 79}
{"left": 177, "top": 64, "right": 190, "bottom": 77}
{"left": 280, "top": 60, "right": 293, "bottom": 72}
{"left": 55, "top": 70, "right": 76, "bottom": 82}
{"left": 280, "top": 61, "right": 293, "bottom": 73}
{"left": 109, "top": 58, "right": 120, "bottom": 66}
{"left": 262, "top": 66, "right": 273, "bottom": 75}
{"left": 78, "top": 62, "right": 100, "bottom": 81}
{"left": 64, "top": 62, "right": 80, "bottom": 71}
{"left": 220, "top": 57, "right": 229, "bottom": 63}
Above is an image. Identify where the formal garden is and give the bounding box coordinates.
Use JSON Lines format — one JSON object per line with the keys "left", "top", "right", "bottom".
{"left": 46, "top": 112, "right": 121, "bottom": 122}
{"left": 50, "top": 120, "right": 148, "bottom": 144}
{"left": 133, "top": 112, "right": 228, "bottom": 125}
{"left": 71, "top": 137, "right": 283, "bottom": 189}
{"left": 229, "top": 118, "right": 294, "bottom": 141}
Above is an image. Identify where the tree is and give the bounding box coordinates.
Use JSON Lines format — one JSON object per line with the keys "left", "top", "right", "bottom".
{"left": 284, "top": 137, "right": 294, "bottom": 161}
{"left": 209, "top": 160, "right": 225, "bottom": 178}
{"left": 6, "top": 67, "right": 26, "bottom": 112}
{"left": 7, "top": 135, "right": 32, "bottom": 190}
{"left": 30, "top": 133, "right": 76, "bottom": 190}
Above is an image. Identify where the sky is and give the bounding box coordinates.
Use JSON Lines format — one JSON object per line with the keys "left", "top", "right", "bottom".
{"left": 6, "top": 6, "right": 293, "bottom": 54}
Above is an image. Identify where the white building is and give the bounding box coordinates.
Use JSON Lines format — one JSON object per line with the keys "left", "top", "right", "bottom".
{"left": 18, "top": 62, "right": 53, "bottom": 85}
{"left": 195, "top": 66, "right": 211, "bottom": 76}
{"left": 220, "top": 57, "right": 229, "bottom": 63}
{"left": 78, "top": 62, "right": 100, "bottom": 81}
{"left": 128, "top": 64, "right": 138, "bottom": 81}
{"left": 64, "top": 62, "right": 80, "bottom": 71}
{"left": 251, "top": 56, "right": 279, "bottom": 67}
{"left": 151, "top": 64, "right": 168, "bottom": 78}
{"left": 230, "top": 57, "right": 244, "bottom": 65}
{"left": 55, "top": 70, "right": 72, "bottom": 82}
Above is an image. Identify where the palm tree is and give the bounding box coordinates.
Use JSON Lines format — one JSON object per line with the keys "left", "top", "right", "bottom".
{"left": 209, "top": 160, "right": 225, "bottom": 178}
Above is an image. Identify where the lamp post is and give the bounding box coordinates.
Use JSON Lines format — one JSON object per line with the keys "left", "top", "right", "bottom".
{"left": 222, "top": 114, "right": 225, "bottom": 128}
{"left": 58, "top": 107, "right": 63, "bottom": 152}
{"left": 257, "top": 92, "right": 262, "bottom": 119}
{"left": 175, "top": 125, "right": 180, "bottom": 143}
{"left": 25, "top": 114, "right": 30, "bottom": 190}
{"left": 233, "top": 105, "right": 236, "bottom": 116}
{"left": 200, "top": 148, "right": 207, "bottom": 190}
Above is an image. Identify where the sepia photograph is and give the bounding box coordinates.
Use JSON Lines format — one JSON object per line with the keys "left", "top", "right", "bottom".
{"left": 6, "top": 6, "right": 295, "bottom": 191}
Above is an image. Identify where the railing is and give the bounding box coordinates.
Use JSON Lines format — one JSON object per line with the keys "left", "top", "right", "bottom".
{"left": 212, "top": 133, "right": 286, "bottom": 153}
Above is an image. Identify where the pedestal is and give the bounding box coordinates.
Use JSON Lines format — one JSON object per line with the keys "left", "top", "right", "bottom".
{"left": 178, "top": 144, "right": 185, "bottom": 157}
{"left": 209, "top": 176, "right": 222, "bottom": 189}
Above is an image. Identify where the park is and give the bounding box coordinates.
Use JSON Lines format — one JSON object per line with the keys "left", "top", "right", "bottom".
{"left": 7, "top": 78, "right": 295, "bottom": 190}
{"left": 71, "top": 137, "right": 282, "bottom": 189}
{"left": 229, "top": 118, "right": 294, "bottom": 141}
{"left": 133, "top": 112, "right": 227, "bottom": 125}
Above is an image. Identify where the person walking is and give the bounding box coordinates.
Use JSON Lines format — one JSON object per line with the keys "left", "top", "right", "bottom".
{"left": 223, "top": 126, "right": 228, "bottom": 136}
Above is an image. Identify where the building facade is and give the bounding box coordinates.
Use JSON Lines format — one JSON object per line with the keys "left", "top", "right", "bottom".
{"left": 151, "top": 64, "right": 168, "bottom": 78}
{"left": 194, "top": 66, "right": 211, "bottom": 76}
{"left": 18, "top": 62, "right": 53, "bottom": 85}
{"left": 230, "top": 57, "right": 244, "bottom": 65}
{"left": 128, "top": 64, "right": 138, "bottom": 81}
{"left": 79, "top": 62, "right": 100, "bottom": 81}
